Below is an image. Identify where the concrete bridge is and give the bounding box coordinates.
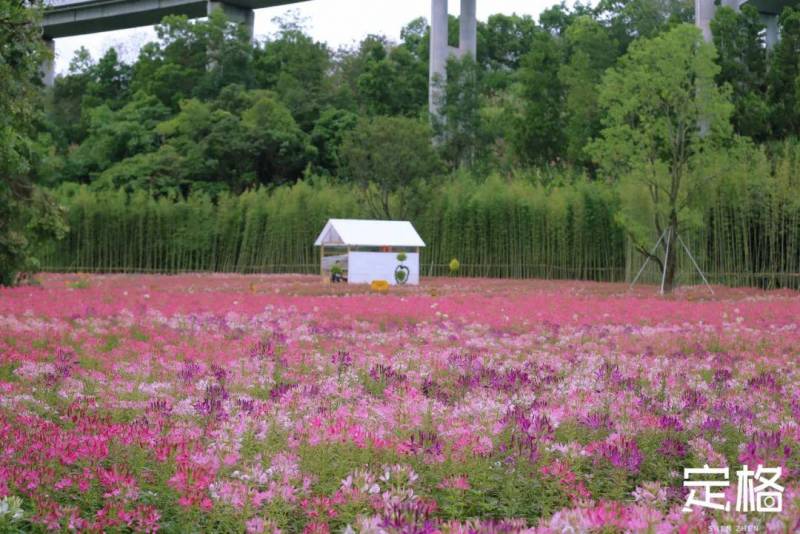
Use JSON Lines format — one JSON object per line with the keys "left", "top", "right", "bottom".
{"left": 41, "top": 0, "right": 478, "bottom": 117}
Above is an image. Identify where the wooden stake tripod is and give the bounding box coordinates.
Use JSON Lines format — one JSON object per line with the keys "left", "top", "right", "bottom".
{"left": 629, "top": 227, "right": 714, "bottom": 295}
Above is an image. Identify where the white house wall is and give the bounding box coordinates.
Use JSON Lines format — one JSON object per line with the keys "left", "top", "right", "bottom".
{"left": 348, "top": 252, "right": 420, "bottom": 285}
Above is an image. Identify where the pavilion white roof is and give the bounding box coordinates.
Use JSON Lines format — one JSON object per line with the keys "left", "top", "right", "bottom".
{"left": 314, "top": 219, "right": 426, "bottom": 248}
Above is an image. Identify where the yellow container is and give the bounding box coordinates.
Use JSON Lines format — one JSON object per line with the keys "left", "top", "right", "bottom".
{"left": 370, "top": 280, "right": 390, "bottom": 293}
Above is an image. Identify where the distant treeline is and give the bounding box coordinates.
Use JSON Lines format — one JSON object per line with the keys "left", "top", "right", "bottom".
{"left": 40, "top": 157, "right": 800, "bottom": 288}
{"left": 24, "top": 4, "right": 800, "bottom": 290}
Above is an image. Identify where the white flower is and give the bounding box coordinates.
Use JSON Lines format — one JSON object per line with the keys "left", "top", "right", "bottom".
{"left": 0, "top": 496, "right": 23, "bottom": 522}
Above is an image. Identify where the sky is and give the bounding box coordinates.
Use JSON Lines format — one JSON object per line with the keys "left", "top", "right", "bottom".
{"left": 53, "top": 0, "right": 556, "bottom": 74}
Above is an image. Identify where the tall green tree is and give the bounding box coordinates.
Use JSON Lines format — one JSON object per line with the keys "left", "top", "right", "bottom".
{"left": 590, "top": 24, "right": 733, "bottom": 293}
{"left": 131, "top": 10, "right": 253, "bottom": 110}
{"left": 559, "top": 16, "right": 618, "bottom": 167}
{"left": 357, "top": 40, "right": 427, "bottom": 117}
{"left": 1, "top": 0, "right": 67, "bottom": 284}
{"left": 340, "top": 116, "right": 442, "bottom": 218}
{"left": 310, "top": 108, "right": 359, "bottom": 174}
{"left": 434, "top": 56, "right": 484, "bottom": 169}
{"left": 595, "top": 0, "right": 692, "bottom": 50}
{"left": 711, "top": 5, "right": 769, "bottom": 140}
{"left": 254, "top": 15, "right": 331, "bottom": 129}
{"left": 478, "top": 14, "right": 539, "bottom": 90}
{"left": 511, "top": 31, "right": 565, "bottom": 166}
{"left": 768, "top": 7, "right": 800, "bottom": 138}
{"left": 64, "top": 91, "right": 170, "bottom": 183}
{"left": 97, "top": 90, "right": 315, "bottom": 194}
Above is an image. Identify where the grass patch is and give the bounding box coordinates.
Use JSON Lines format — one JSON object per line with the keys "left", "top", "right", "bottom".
{"left": 0, "top": 362, "right": 19, "bottom": 382}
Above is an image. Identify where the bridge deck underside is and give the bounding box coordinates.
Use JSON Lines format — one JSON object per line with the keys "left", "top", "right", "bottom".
{"left": 742, "top": 0, "right": 799, "bottom": 15}
{"left": 43, "top": 0, "right": 307, "bottom": 38}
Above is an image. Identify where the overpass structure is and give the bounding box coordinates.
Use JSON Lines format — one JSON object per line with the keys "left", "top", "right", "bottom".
{"left": 696, "top": 0, "right": 785, "bottom": 46}
{"left": 41, "top": 0, "right": 478, "bottom": 116}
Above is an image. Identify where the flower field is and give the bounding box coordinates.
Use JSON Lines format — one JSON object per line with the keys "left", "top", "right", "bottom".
{"left": 1, "top": 274, "right": 799, "bottom": 533}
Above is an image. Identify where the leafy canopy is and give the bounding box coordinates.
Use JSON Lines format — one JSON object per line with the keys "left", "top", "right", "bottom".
{"left": 590, "top": 24, "right": 733, "bottom": 291}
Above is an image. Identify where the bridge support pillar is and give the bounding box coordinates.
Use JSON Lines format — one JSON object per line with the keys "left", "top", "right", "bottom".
{"left": 429, "top": 0, "right": 477, "bottom": 116}
{"left": 429, "top": 0, "right": 449, "bottom": 115}
{"left": 762, "top": 14, "right": 779, "bottom": 48}
{"left": 459, "top": 0, "right": 477, "bottom": 59}
{"left": 41, "top": 37, "right": 55, "bottom": 87}
{"left": 208, "top": 1, "right": 254, "bottom": 40}
{"left": 695, "top": 0, "right": 715, "bottom": 42}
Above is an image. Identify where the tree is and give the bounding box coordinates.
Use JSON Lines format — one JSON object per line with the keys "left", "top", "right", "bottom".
{"left": 86, "top": 48, "right": 133, "bottom": 108}
{"left": 711, "top": 6, "right": 769, "bottom": 140}
{"left": 558, "top": 16, "right": 618, "bottom": 167}
{"left": 130, "top": 11, "right": 253, "bottom": 110}
{"left": 478, "top": 14, "right": 539, "bottom": 90}
{"left": 339, "top": 116, "right": 442, "bottom": 218}
{"left": 433, "top": 56, "right": 484, "bottom": 169}
{"left": 539, "top": 1, "right": 594, "bottom": 37}
{"left": 589, "top": 24, "right": 733, "bottom": 293}
{"left": 768, "top": 7, "right": 800, "bottom": 138}
{"left": 511, "top": 31, "right": 565, "bottom": 166}
{"left": 310, "top": 108, "right": 359, "bottom": 174}
{"left": 254, "top": 15, "right": 332, "bottom": 129}
{"left": 49, "top": 47, "right": 94, "bottom": 146}
{"left": 356, "top": 39, "right": 427, "bottom": 117}
{"left": 400, "top": 17, "right": 429, "bottom": 61}
{"left": 97, "top": 90, "right": 316, "bottom": 194}
{"left": 64, "top": 91, "right": 170, "bottom": 183}
{"left": 0, "top": 1, "right": 67, "bottom": 284}
{"left": 241, "top": 92, "right": 317, "bottom": 186}
{"left": 595, "top": 0, "right": 692, "bottom": 50}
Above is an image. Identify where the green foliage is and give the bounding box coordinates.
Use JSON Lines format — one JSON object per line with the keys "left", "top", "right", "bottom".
{"left": 43, "top": 181, "right": 361, "bottom": 273}
{"left": 310, "top": 108, "right": 359, "bottom": 173}
{"left": 434, "top": 56, "right": 485, "bottom": 169}
{"left": 0, "top": 495, "right": 25, "bottom": 527}
{"left": 428, "top": 456, "right": 568, "bottom": 522}
{"left": 131, "top": 11, "right": 254, "bottom": 110}
{"left": 768, "top": 7, "right": 800, "bottom": 138}
{"left": 76, "top": 88, "right": 315, "bottom": 194}
{"left": 711, "top": 6, "right": 769, "bottom": 140}
{"left": 420, "top": 174, "right": 626, "bottom": 279}
{"left": 253, "top": 14, "right": 332, "bottom": 129}
{"left": 0, "top": 362, "right": 19, "bottom": 383}
{"left": 511, "top": 31, "right": 565, "bottom": 166}
{"left": 595, "top": 0, "right": 693, "bottom": 48}
{"left": 478, "top": 14, "right": 540, "bottom": 74}
{"left": 242, "top": 91, "right": 317, "bottom": 186}
{"left": 33, "top": 151, "right": 800, "bottom": 288}
{"left": 559, "top": 16, "right": 618, "bottom": 168}
{"left": 340, "top": 116, "right": 442, "bottom": 218}
{"left": 65, "top": 91, "right": 171, "bottom": 184}
{"left": 590, "top": 24, "right": 733, "bottom": 292}
{"left": 356, "top": 36, "right": 428, "bottom": 117}
{"left": 0, "top": 1, "right": 68, "bottom": 285}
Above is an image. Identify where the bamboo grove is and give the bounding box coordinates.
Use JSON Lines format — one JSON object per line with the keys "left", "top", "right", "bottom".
{"left": 39, "top": 159, "right": 800, "bottom": 289}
